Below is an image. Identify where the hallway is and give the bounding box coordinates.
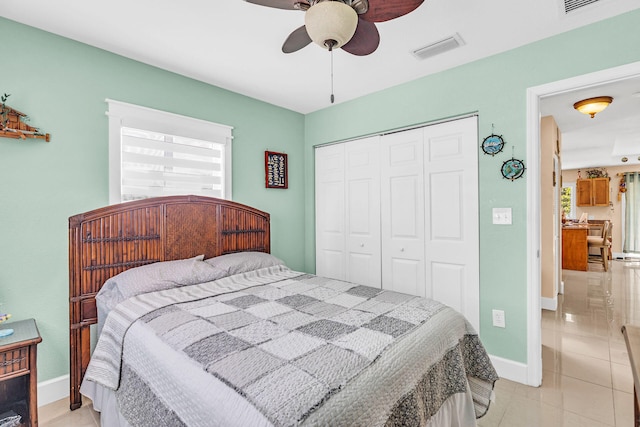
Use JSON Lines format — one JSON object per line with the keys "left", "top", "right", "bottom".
{"left": 480, "top": 259, "right": 638, "bottom": 426}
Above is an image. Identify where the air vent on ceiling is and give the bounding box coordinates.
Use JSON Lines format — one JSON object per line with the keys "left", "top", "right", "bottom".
{"left": 412, "top": 33, "right": 464, "bottom": 61}
{"left": 564, "top": 0, "right": 601, "bottom": 14}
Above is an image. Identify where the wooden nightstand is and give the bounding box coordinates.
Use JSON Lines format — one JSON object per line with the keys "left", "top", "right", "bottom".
{"left": 0, "top": 318, "right": 42, "bottom": 427}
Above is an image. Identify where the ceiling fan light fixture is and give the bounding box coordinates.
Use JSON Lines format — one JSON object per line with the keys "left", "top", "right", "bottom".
{"left": 305, "top": 1, "right": 358, "bottom": 50}
{"left": 573, "top": 96, "right": 613, "bottom": 118}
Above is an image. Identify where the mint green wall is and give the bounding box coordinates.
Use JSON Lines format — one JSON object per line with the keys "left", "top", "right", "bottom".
{"left": 0, "top": 17, "right": 305, "bottom": 382}
{"left": 304, "top": 10, "right": 640, "bottom": 363}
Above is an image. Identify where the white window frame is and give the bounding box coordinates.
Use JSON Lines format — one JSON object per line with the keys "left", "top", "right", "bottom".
{"left": 106, "top": 99, "right": 233, "bottom": 204}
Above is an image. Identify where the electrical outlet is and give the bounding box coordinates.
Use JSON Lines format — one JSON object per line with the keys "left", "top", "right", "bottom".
{"left": 492, "top": 309, "right": 506, "bottom": 328}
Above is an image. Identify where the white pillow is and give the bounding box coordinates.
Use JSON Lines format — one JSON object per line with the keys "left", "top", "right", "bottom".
{"left": 204, "top": 252, "right": 285, "bottom": 275}
{"left": 96, "top": 255, "right": 227, "bottom": 318}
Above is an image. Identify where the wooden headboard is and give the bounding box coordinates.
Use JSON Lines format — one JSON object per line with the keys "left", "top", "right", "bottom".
{"left": 68, "top": 195, "right": 270, "bottom": 409}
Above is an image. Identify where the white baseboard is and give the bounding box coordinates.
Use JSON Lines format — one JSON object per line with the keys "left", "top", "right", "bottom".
{"left": 613, "top": 252, "right": 640, "bottom": 260}
{"left": 489, "top": 354, "right": 532, "bottom": 385}
{"left": 541, "top": 295, "right": 558, "bottom": 311}
{"left": 38, "top": 375, "right": 69, "bottom": 407}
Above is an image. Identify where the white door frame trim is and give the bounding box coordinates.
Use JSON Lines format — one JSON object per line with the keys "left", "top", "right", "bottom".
{"left": 526, "top": 60, "right": 640, "bottom": 386}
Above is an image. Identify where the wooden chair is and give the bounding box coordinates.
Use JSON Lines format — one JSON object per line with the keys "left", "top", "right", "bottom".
{"left": 607, "top": 222, "right": 613, "bottom": 260}
{"left": 587, "top": 220, "right": 612, "bottom": 271}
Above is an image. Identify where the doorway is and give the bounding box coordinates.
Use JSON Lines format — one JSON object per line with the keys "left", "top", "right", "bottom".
{"left": 527, "top": 61, "right": 640, "bottom": 387}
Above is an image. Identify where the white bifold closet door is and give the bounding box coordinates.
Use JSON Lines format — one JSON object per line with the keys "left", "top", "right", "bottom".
{"left": 380, "top": 128, "right": 426, "bottom": 296}
{"left": 345, "top": 137, "right": 381, "bottom": 287}
{"left": 316, "top": 136, "right": 381, "bottom": 287}
{"left": 315, "top": 116, "right": 479, "bottom": 331}
{"left": 422, "top": 117, "right": 479, "bottom": 331}
{"left": 315, "top": 143, "right": 347, "bottom": 281}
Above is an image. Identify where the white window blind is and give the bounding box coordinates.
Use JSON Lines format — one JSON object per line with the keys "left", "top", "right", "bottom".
{"left": 121, "top": 127, "right": 225, "bottom": 201}
{"left": 107, "top": 99, "right": 233, "bottom": 204}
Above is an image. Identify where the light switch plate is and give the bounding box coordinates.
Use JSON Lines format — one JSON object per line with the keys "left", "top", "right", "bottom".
{"left": 492, "top": 208, "right": 512, "bottom": 225}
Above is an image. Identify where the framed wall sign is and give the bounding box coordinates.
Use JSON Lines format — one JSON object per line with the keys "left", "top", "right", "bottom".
{"left": 265, "top": 151, "right": 288, "bottom": 189}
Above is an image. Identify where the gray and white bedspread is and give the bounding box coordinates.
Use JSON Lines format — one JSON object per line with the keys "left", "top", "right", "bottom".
{"left": 83, "top": 265, "right": 498, "bottom": 426}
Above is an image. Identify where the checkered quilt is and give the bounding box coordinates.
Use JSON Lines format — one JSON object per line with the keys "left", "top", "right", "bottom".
{"left": 83, "top": 265, "right": 497, "bottom": 426}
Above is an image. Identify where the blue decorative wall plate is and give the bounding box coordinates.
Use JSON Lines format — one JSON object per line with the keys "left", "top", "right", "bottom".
{"left": 481, "top": 134, "right": 505, "bottom": 156}
{"left": 501, "top": 158, "right": 526, "bottom": 181}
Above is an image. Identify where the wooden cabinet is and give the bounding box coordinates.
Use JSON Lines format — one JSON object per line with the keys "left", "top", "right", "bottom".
{"left": 576, "top": 178, "right": 610, "bottom": 206}
{"left": 562, "top": 226, "right": 589, "bottom": 271}
{"left": 0, "top": 319, "right": 42, "bottom": 427}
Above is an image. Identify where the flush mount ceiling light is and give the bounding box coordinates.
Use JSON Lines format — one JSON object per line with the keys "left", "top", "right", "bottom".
{"left": 573, "top": 96, "right": 613, "bottom": 118}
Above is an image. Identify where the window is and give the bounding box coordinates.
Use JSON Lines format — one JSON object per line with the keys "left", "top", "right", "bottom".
{"left": 561, "top": 182, "right": 576, "bottom": 219}
{"left": 107, "top": 99, "right": 233, "bottom": 204}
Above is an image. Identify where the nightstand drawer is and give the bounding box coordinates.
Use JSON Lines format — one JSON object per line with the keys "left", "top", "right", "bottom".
{"left": 0, "top": 347, "right": 29, "bottom": 378}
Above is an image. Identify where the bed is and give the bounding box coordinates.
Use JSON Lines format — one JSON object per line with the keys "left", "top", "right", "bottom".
{"left": 69, "top": 195, "right": 498, "bottom": 426}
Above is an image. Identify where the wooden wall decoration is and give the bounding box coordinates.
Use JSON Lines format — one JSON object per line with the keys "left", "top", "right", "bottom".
{"left": 265, "top": 150, "right": 288, "bottom": 189}
{"left": 0, "top": 94, "right": 50, "bottom": 142}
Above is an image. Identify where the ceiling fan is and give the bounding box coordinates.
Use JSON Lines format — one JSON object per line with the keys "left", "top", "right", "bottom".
{"left": 244, "top": 0, "right": 425, "bottom": 56}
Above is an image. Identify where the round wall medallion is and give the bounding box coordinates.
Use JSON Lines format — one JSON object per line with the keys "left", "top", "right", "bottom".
{"left": 501, "top": 158, "right": 526, "bottom": 181}
{"left": 481, "top": 134, "right": 505, "bottom": 156}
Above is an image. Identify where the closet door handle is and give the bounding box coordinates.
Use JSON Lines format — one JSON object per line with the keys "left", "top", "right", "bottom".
{"left": 400, "top": 248, "right": 405, "bottom": 252}
{"left": 360, "top": 243, "right": 364, "bottom": 247}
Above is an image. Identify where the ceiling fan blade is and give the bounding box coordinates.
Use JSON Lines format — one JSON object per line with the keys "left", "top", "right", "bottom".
{"left": 341, "top": 18, "right": 380, "bottom": 56}
{"left": 362, "top": 0, "right": 424, "bottom": 22}
{"left": 243, "top": 0, "right": 308, "bottom": 10}
{"left": 282, "top": 25, "right": 312, "bottom": 53}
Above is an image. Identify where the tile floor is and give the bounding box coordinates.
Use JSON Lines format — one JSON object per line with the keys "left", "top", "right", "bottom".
{"left": 39, "top": 396, "right": 99, "bottom": 427}
{"left": 39, "top": 259, "right": 639, "bottom": 426}
{"left": 479, "top": 258, "right": 638, "bottom": 427}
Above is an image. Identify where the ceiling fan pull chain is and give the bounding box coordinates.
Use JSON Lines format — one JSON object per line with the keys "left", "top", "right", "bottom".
{"left": 323, "top": 39, "right": 337, "bottom": 104}
{"left": 330, "top": 46, "right": 335, "bottom": 104}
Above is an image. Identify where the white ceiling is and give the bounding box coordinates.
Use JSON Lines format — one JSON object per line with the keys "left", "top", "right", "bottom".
{"left": 2, "top": 0, "right": 640, "bottom": 169}
{"left": 540, "top": 75, "right": 640, "bottom": 170}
